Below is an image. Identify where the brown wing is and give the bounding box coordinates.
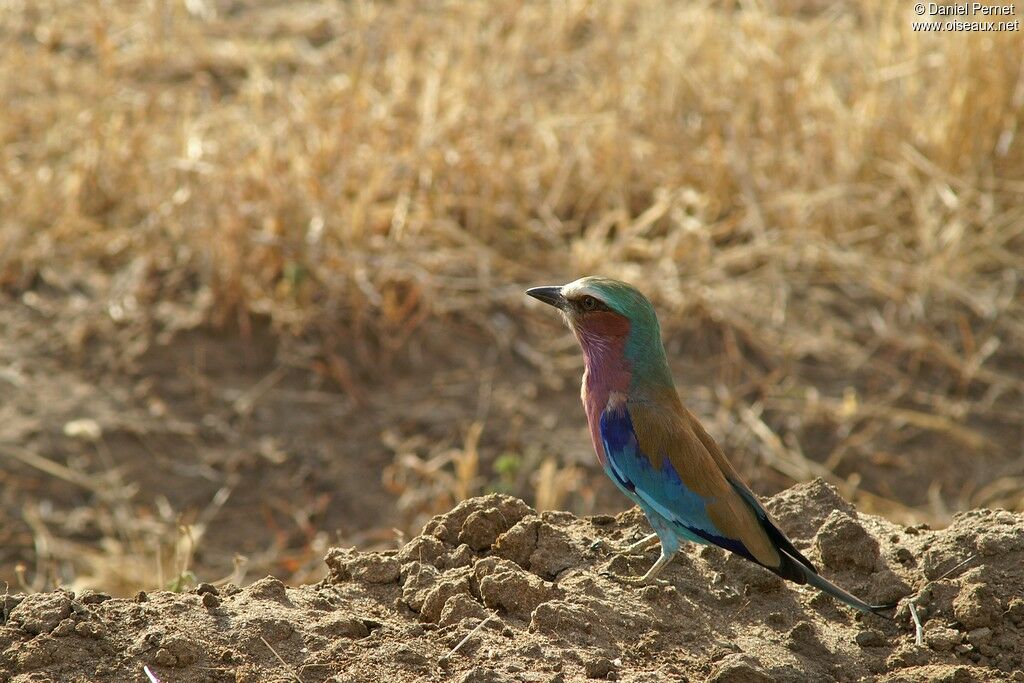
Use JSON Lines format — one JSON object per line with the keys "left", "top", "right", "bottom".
{"left": 627, "top": 400, "right": 782, "bottom": 569}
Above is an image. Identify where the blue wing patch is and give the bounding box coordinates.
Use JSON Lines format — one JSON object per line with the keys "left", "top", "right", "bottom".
{"left": 599, "top": 405, "right": 756, "bottom": 562}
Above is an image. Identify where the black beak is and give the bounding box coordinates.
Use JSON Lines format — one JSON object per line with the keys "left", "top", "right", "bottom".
{"left": 526, "top": 286, "right": 567, "bottom": 310}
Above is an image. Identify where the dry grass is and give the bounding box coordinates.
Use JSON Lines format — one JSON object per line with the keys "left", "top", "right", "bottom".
{"left": 1, "top": 0, "right": 1023, "bottom": 591}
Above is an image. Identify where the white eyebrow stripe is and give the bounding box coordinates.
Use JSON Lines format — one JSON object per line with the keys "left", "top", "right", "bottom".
{"left": 561, "top": 282, "right": 602, "bottom": 300}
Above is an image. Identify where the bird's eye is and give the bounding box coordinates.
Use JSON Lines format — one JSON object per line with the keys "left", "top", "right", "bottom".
{"left": 581, "top": 295, "right": 599, "bottom": 311}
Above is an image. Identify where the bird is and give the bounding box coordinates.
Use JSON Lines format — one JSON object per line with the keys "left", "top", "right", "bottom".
{"left": 526, "top": 276, "right": 893, "bottom": 616}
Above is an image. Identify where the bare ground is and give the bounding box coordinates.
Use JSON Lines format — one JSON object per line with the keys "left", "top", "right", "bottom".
{"left": 3, "top": 482, "right": 1023, "bottom": 682}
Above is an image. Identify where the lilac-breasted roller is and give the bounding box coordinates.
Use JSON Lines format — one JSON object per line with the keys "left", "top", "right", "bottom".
{"left": 527, "top": 276, "right": 893, "bottom": 616}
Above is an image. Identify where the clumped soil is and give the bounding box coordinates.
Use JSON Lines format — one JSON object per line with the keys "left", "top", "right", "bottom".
{"left": 3, "top": 481, "right": 1022, "bottom": 683}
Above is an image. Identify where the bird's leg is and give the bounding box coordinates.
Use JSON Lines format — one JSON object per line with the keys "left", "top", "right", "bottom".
{"left": 602, "top": 549, "right": 675, "bottom": 586}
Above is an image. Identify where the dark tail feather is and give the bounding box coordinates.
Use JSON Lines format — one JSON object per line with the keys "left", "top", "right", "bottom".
{"left": 729, "top": 481, "right": 818, "bottom": 574}
{"left": 790, "top": 554, "right": 896, "bottom": 618}
{"left": 727, "top": 480, "right": 896, "bottom": 618}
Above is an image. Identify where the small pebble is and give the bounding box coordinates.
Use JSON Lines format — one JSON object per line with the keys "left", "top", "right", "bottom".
{"left": 78, "top": 590, "right": 112, "bottom": 605}
{"left": 75, "top": 621, "right": 102, "bottom": 638}
{"left": 855, "top": 630, "right": 885, "bottom": 648}
{"left": 584, "top": 656, "right": 616, "bottom": 679}
{"left": 967, "top": 627, "right": 992, "bottom": 647}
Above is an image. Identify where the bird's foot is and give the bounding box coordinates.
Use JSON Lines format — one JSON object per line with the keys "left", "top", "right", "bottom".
{"left": 590, "top": 533, "right": 660, "bottom": 557}
{"left": 621, "top": 533, "right": 660, "bottom": 555}
{"left": 599, "top": 569, "right": 669, "bottom": 587}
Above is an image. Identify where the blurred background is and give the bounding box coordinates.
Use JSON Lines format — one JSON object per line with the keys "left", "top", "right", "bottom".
{"left": 1, "top": 0, "right": 1022, "bottom": 596}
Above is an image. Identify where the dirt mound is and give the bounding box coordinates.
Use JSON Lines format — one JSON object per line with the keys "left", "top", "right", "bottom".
{"left": 2, "top": 481, "right": 1022, "bottom": 682}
